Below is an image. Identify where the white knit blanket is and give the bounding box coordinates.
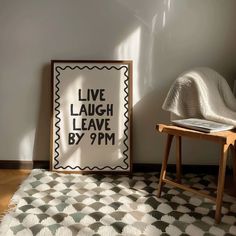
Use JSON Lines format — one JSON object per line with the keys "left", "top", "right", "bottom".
{"left": 162, "top": 67, "right": 236, "bottom": 126}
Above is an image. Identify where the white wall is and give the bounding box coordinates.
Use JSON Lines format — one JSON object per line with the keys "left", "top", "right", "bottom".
{"left": 0, "top": 0, "right": 236, "bottom": 164}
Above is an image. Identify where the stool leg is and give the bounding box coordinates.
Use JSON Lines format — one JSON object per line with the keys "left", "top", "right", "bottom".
{"left": 176, "top": 136, "right": 182, "bottom": 183}
{"left": 233, "top": 142, "right": 236, "bottom": 184}
{"left": 215, "top": 143, "right": 229, "bottom": 224}
{"left": 157, "top": 134, "right": 174, "bottom": 198}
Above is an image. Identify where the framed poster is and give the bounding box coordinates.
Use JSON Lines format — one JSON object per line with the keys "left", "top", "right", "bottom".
{"left": 51, "top": 60, "right": 132, "bottom": 173}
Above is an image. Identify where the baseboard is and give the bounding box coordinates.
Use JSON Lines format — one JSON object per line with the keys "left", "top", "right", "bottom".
{"left": 0, "top": 160, "right": 228, "bottom": 175}
{"left": 132, "top": 163, "right": 221, "bottom": 174}
{"left": 0, "top": 160, "right": 50, "bottom": 170}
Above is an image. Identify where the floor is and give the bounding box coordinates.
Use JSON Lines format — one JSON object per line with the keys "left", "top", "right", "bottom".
{"left": 0, "top": 169, "right": 30, "bottom": 215}
{"left": 0, "top": 169, "right": 235, "bottom": 216}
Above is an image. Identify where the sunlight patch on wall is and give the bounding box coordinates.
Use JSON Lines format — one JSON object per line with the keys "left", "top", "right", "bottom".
{"left": 162, "top": 11, "right": 166, "bottom": 27}
{"left": 167, "top": 0, "right": 171, "bottom": 11}
{"left": 116, "top": 27, "right": 141, "bottom": 106}
{"left": 162, "top": 0, "right": 172, "bottom": 28}
{"left": 19, "top": 129, "right": 35, "bottom": 160}
{"left": 144, "top": 13, "right": 158, "bottom": 89}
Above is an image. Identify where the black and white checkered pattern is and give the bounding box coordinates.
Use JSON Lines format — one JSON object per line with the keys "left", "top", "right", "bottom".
{"left": 0, "top": 169, "right": 235, "bottom": 235}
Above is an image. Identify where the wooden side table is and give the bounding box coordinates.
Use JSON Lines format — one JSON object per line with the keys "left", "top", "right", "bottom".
{"left": 156, "top": 124, "right": 236, "bottom": 223}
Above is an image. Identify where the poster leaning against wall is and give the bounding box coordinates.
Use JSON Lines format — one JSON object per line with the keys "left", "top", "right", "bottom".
{"left": 51, "top": 60, "right": 132, "bottom": 173}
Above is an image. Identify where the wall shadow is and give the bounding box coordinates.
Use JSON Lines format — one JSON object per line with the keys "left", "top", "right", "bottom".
{"left": 33, "top": 64, "right": 51, "bottom": 166}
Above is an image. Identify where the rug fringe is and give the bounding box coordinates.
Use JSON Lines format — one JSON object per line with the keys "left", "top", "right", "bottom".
{"left": 0, "top": 204, "right": 16, "bottom": 223}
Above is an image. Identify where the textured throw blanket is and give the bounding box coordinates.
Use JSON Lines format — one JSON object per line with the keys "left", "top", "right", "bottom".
{"left": 162, "top": 67, "right": 236, "bottom": 126}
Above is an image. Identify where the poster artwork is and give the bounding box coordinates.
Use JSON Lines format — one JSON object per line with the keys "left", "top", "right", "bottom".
{"left": 69, "top": 88, "right": 115, "bottom": 146}
{"left": 51, "top": 61, "right": 132, "bottom": 173}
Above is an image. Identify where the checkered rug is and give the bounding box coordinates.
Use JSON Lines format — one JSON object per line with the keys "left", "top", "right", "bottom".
{"left": 0, "top": 169, "right": 236, "bottom": 236}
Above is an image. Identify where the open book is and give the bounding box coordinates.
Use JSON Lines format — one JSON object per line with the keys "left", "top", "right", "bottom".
{"left": 171, "top": 118, "right": 235, "bottom": 133}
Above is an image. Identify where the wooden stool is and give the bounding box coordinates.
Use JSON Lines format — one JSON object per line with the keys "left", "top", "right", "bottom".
{"left": 156, "top": 124, "right": 236, "bottom": 224}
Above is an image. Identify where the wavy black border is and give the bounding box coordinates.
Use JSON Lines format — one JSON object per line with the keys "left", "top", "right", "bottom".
{"left": 53, "top": 65, "right": 130, "bottom": 171}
